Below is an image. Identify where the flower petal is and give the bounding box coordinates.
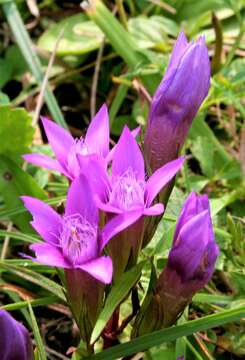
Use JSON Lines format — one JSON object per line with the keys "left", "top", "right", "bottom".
{"left": 112, "top": 126, "right": 145, "bottom": 180}
{"left": 95, "top": 195, "right": 122, "bottom": 214}
{"left": 23, "top": 153, "right": 66, "bottom": 174}
{"left": 143, "top": 203, "right": 164, "bottom": 216}
{"left": 85, "top": 104, "right": 110, "bottom": 158}
{"left": 101, "top": 210, "right": 142, "bottom": 250}
{"left": 41, "top": 117, "right": 74, "bottom": 166}
{"left": 174, "top": 192, "right": 209, "bottom": 243}
{"left": 77, "top": 155, "right": 111, "bottom": 202}
{"left": 105, "top": 126, "right": 141, "bottom": 164}
{"left": 78, "top": 256, "right": 113, "bottom": 284}
{"left": 30, "top": 243, "right": 70, "bottom": 268}
{"left": 168, "top": 210, "right": 210, "bottom": 281}
{"left": 65, "top": 174, "right": 98, "bottom": 224}
{"left": 21, "top": 196, "right": 61, "bottom": 244}
{"left": 145, "top": 157, "right": 185, "bottom": 206}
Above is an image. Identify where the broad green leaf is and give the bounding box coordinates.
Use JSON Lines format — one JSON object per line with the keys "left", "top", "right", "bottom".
{"left": 0, "top": 58, "right": 12, "bottom": 88}
{"left": 90, "top": 262, "right": 145, "bottom": 344}
{"left": 192, "top": 136, "right": 214, "bottom": 178}
{"left": 87, "top": 306, "right": 245, "bottom": 360}
{"left": 128, "top": 16, "right": 178, "bottom": 49}
{"left": 38, "top": 14, "right": 104, "bottom": 56}
{"left": 0, "top": 155, "right": 47, "bottom": 232}
{"left": 28, "top": 303, "right": 47, "bottom": 360}
{"left": 0, "top": 106, "right": 34, "bottom": 162}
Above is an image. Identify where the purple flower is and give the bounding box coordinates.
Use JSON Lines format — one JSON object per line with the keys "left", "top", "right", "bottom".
{"left": 156, "top": 192, "right": 219, "bottom": 327}
{"left": 21, "top": 175, "right": 140, "bottom": 284}
{"left": 144, "top": 31, "right": 210, "bottom": 172}
{"left": 78, "top": 126, "right": 184, "bottom": 278}
{"left": 0, "top": 309, "right": 33, "bottom": 360}
{"left": 23, "top": 104, "right": 110, "bottom": 180}
{"left": 80, "top": 126, "right": 184, "bottom": 222}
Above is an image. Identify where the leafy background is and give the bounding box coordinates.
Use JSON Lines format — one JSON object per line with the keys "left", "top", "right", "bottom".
{"left": 0, "top": 0, "right": 244, "bottom": 359}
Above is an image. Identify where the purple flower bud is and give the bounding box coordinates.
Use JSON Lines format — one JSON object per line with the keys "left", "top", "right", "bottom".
{"left": 144, "top": 31, "right": 210, "bottom": 172}
{"left": 0, "top": 310, "right": 33, "bottom": 360}
{"left": 157, "top": 192, "right": 219, "bottom": 327}
{"left": 132, "top": 192, "right": 219, "bottom": 336}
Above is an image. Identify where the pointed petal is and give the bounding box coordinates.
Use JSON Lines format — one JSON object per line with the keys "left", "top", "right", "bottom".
{"left": 30, "top": 243, "right": 70, "bottom": 268}
{"left": 85, "top": 104, "right": 110, "bottom": 158}
{"left": 143, "top": 203, "right": 164, "bottom": 216}
{"left": 167, "top": 31, "right": 189, "bottom": 71}
{"left": 112, "top": 126, "right": 145, "bottom": 180}
{"left": 41, "top": 117, "right": 74, "bottom": 166}
{"left": 65, "top": 174, "right": 98, "bottom": 224}
{"left": 105, "top": 126, "right": 141, "bottom": 164}
{"left": 77, "top": 155, "right": 111, "bottom": 202}
{"left": 145, "top": 157, "right": 185, "bottom": 206}
{"left": 21, "top": 196, "right": 61, "bottom": 244}
{"left": 168, "top": 210, "right": 210, "bottom": 281}
{"left": 78, "top": 256, "right": 113, "bottom": 284}
{"left": 23, "top": 153, "right": 66, "bottom": 174}
{"left": 174, "top": 192, "right": 209, "bottom": 243}
{"left": 101, "top": 210, "right": 142, "bottom": 249}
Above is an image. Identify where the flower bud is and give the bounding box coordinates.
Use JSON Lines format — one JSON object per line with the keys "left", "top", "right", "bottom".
{"left": 132, "top": 193, "right": 219, "bottom": 335}
{"left": 144, "top": 32, "right": 210, "bottom": 172}
{"left": 0, "top": 309, "right": 33, "bottom": 360}
{"left": 157, "top": 192, "right": 219, "bottom": 327}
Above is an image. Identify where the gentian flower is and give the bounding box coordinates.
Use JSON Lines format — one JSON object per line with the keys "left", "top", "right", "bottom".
{"left": 21, "top": 175, "right": 141, "bottom": 342}
{"left": 21, "top": 174, "right": 140, "bottom": 283}
{"left": 0, "top": 309, "right": 33, "bottom": 360}
{"left": 132, "top": 192, "right": 219, "bottom": 335}
{"left": 144, "top": 31, "right": 210, "bottom": 172}
{"left": 78, "top": 126, "right": 184, "bottom": 278}
{"left": 23, "top": 104, "right": 110, "bottom": 180}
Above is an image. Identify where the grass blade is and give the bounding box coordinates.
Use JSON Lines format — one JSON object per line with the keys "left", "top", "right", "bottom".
{"left": 2, "top": 2, "right": 67, "bottom": 128}
{"left": 87, "top": 306, "right": 245, "bottom": 360}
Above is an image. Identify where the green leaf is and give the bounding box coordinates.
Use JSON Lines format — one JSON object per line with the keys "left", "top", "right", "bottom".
{"left": 90, "top": 262, "right": 145, "bottom": 344}
{"left": 128, "top": 16, "right": 178, "bottom": 49}
{"left": 38, "top": 14, "right": 104, "bottom": 56}
{"left": 0, "top": 106, "right": 34, "bottom": 162}
{"left": 0, "top": 155, "right": 47, "bottom": 231}
{"left": 1, "top": 296, "right": 59, "bottom": 311}
{"left": 28, "top": 303, "right": 47, "bottom": 360}
{"left": 87, "top": 306, "right": 245, "bottom": 360}
{"left": 0, "top": 230, "right": 41, "bottom": 244}
{"left": 192, "top": 136, "right": 215, "bottom": 178}
{"left": 0, "top": 58, "right": 12, "bottom": 88}
{"left": 2, "top": 2, "right": 67, "bottom": 128}
{"left": 0, "top": 261, "right": 66, "bottom": 301}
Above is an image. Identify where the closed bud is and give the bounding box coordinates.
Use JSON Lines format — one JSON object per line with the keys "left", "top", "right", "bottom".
{"left": 144, "top": 32, "right": 210, "bottom": 172}
{"left": 133, "top": 193, "right": 219, "bottom": 335}
{"left": 0, "top": 310, "right": 33, "bottom": 360}
{"left": 157, "top": 192, "right": 219, "bottom": 327}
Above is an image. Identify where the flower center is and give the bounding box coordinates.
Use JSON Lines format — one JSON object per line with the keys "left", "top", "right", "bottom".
{"left": 59, "top": 214, "right": 97, "bottom": 265}
{"left": 67, "top": 139, "right": 90, "bottom": 177}
{"left": 109, "top": 168, "right": 145, "bottom": 211}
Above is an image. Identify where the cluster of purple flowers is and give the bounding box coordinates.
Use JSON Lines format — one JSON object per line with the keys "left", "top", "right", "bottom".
{"left": 0, "top": 32, "right": 219, "bottom": 358}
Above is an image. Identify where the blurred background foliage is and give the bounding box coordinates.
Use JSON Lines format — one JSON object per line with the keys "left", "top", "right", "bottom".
{"left": 0, "top": 0, "right": 244, "bottom": 359}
